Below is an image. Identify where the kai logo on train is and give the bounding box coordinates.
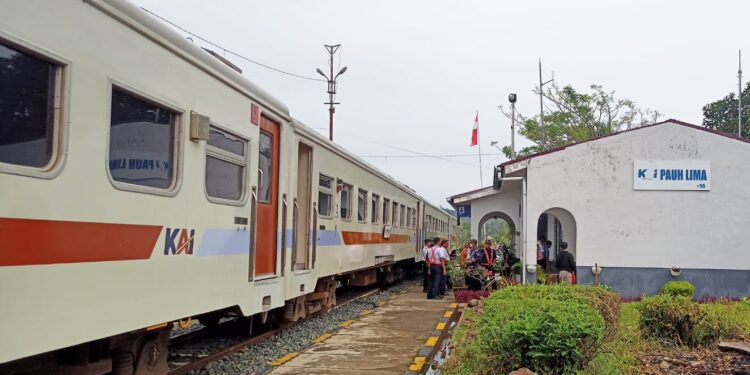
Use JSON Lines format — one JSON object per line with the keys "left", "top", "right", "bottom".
{"left": 164, "top": 228, "right": 196, "bottom": 255}
{"left": 633, "top": 160, "right": 711, "bottom": 191}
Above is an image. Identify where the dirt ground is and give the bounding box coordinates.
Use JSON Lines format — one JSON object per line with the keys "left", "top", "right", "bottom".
{"left": 638, "top": 347, "right": 750, "bottom": 375}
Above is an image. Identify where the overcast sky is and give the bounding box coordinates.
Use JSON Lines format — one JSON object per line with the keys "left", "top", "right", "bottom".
{"left": 132, "top": 0, "right": 748, "bottom": 206}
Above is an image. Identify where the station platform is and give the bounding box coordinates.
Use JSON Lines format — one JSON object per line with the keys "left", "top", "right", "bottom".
{"left": 268, "top": 283, "right": 456, "bottom": 374}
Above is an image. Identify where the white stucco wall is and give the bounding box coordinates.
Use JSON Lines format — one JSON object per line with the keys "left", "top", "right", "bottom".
{"left": 517, "top": 122, "right": 750, "bottom": 271}
{"left": 469, "top": 183, "right": 522, "bottom": 254}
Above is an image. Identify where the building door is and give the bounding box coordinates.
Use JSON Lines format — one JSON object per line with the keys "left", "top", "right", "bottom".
{"left": 294, "top": 142, "right": 312, "bottom": 271}
{"left": 255, "top": 116, "right": 280, "bottom": 277}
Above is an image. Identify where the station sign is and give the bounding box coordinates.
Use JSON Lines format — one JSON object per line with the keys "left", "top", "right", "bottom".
{"left": 633, "top": 160, "right": 711, "bottom": 191}
{"left": 457, "top": 205, "right": 471, "bottom": 218}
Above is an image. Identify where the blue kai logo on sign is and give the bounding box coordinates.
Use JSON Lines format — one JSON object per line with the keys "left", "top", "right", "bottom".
{"left": 164, "top": 228, "right": 195, "bottom": 255}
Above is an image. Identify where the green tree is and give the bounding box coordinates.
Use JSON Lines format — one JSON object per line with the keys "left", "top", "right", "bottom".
{"left": 500, "top": 83, "right": 661, "bottom": 158}
{"left": 702, "top": 82, "right": 750, "bottom": 138}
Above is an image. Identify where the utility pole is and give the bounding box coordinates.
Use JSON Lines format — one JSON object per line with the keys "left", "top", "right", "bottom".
{"left": 316, "top": 44, "right": 347, "bottom": 142}
{"left": 739, "top": 49, "right": 743, "bottom": 137}
{"left": 508, "top": 93, "right": 517, "bottom": 159}
{"left": 538, "top": 59, "right": 554, "bottom": 149}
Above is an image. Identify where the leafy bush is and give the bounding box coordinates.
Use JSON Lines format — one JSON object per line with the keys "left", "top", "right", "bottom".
{"left": 637, "top": 295, "right": 744, "bottom": 346}
{"left": 453, "top": 290, "right": 489, "bottom": 303}
{"left": 660, "top": 281, "right": 695, "bottom": 298}
{"left": 480, "top": 298, "right": 604, "bottom": 374}
{"left": 491, "top": 284, "right": 621, "bottom": 339}
{"left": 446, "top": 284, "right": 615, "bottom": 375}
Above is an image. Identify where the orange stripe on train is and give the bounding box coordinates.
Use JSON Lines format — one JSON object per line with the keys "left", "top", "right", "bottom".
{"left": 340, "top": 231, "right": 411, "bottom": 245}
{"left": 0, "top": 218, "right": 162, "bottom": 266}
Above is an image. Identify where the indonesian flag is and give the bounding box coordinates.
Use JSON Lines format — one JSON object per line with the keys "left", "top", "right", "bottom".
{"left": 470, "top": 113, "right": 479, "bottom": 146}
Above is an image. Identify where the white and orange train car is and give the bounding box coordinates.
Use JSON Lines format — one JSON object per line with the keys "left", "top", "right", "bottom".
{"left": 0, "top": 0, "right": 457, "bottom": 374}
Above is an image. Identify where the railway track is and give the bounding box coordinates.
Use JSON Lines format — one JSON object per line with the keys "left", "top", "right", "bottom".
{"left": 167, "top": 287, "right": 383, "bottom": 375}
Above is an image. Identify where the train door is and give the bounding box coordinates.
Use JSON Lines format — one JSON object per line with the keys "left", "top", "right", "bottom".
{"left": 294, "top": 142, "right": 312, "bottom": 271}
{"left": 255, "top": 116, "right": 280, "bottom": 277}
{"left": 416, "top": 201, "right": 422, "bottom": 253}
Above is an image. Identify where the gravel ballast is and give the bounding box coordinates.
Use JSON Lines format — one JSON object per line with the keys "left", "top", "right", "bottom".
{"left": 180, "top": 280, "right": 417, "bottom": 375}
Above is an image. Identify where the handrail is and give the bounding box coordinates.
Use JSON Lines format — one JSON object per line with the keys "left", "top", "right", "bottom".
{"left": 280, "top": 194, "right": 287, "bottom": 277}
{"left": 291, "top": 198, "right": 299, "bottom": 270}
{"left": 248, "top": 186, "right": 257, "bottom": 281}
{"left": 312, "top": 202, "right": 318, "bottom": 268}
{"left": 257, "top": 169, "right": 264, "bottom": 201}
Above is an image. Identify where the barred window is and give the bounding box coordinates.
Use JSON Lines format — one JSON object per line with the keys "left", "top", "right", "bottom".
{"left": 0, "top": 42, "right": 60, "bottom": 169}
{"left": 400, "top": 204, "right": 406, "bottom": 228}
{"left": 109, "top": 89, "right": 176, "bottom": 189}
{"left": 371, "top": 194, "right": 380, "bottom": 223}
{"left": 357, "top": 188, "right": 367, "bottom": 222}
{"left": 318, "top": 174, "right": 333, "bottom": 217}
{"left": 383, "top": 198, "right": 390, "bottom": 224}
{"left": 392, "top": 202, "right": 399, "bottom": 227}
{"left": 205, "top": 127, "right": 247, "bottom": 202}
{"left": 340, "top": 183, "right": 352, "bottom": 220}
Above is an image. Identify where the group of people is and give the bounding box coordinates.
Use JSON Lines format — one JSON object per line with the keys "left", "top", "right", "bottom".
{"left": 421, "top": 235, "right": 578, "bottom": 299}
{"left": 460, "top": 239, "right": 515, "bottom": 290}
{"left": 421, "top": 237, "right": 450, "bottom": 300}
{"left": 536, "top": 236, "right": 577, "bottom": 283}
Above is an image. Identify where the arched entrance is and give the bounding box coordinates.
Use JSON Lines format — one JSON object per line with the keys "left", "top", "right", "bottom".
{"left": 536, "top": 207, "right": 577, "bottom": 271}
{"left": 477, "top": 211, "right": 517, "bottom": 255}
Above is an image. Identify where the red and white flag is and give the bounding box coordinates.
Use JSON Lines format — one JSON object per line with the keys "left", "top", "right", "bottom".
{"left": 470, "top": 113, "right": 479, "bottom": 146}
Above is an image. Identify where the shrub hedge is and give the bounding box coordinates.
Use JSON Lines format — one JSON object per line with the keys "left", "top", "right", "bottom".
{"left": 445, "top": 284, "right": 617, "bottom": 375}
{"left": 491, "top": 284, "right": 621, "bottom": 339}
{"left": 660, "top": 280, "right": 695, "bottom": 298}
{"left": 638, "top": 294, "right": 743, "bottom": 346}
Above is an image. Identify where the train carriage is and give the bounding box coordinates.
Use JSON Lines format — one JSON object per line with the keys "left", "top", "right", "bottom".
{"left": 0, "top": 1, "right": 456, "bottom": 374}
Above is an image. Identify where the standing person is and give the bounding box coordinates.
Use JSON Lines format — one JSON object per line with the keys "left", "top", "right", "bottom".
{"left": 544, "top": 240, "right": 553, "bottom": 272}
{"left": 537, "top": 236, "right": 547, "bottom": 271}
{"left": 427, "top": 238, "right": 447, "bottom": 299}
{"left": 465, "top": 239, "right": 480, "bottom": 290}
{"left": 556, "top": 242, "right": 576, "bottom": 284}
{"left": 422, "top": 238, "right": 433, "bottom": 293}
{"left": 436, "top": 237, "right": 449, "bottom": 297}
{"left": 497, "top": 243, "right": 510, "bottom": 276}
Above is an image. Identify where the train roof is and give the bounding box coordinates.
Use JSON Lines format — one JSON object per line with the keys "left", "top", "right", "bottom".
{"left": 291, "top": 119, "right": 451, "bottom": 216}
{"left": 94, "top": 1, "right": 452, "bottom": 218}
{"left": 92, "top": 0, "right": 290, "bottom": 120}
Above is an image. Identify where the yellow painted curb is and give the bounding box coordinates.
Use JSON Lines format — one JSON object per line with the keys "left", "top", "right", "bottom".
{"left": 425, "top": 336, "right": 438, "bottom": 347}
{"left": 443, "top": 310, "right": 453, "bottom": 318}
{"left": 360, "top": 309, "right": 373, "bottom": 316}
{"left": 450, "top": 303, "right": 458, "bottom": 308}
{"left": 340, "top": 320, "right": 354, "bottom": 328}
{"left": 409, "top": 363, "right": 422, "bottom": 371}
{"left": 271, "top": 352, "right": 299, "bottom": 366}
{"left": 436, "top": 322, "right": 446, "bottom": 330}
{"left": 312, "top": 333, "right": 332, "bottom": 344}
{"left": 414, "top": 356, "right": 426, "bottom": 365}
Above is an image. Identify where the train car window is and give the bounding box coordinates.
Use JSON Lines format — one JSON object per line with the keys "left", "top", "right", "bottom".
{"left": 0, "top": 42, "right": 60, "bottom": 169}
{"left": 383, "top": 198, "right": 390, "bottom": 224}
{"left": 109, "top": 89, "right": 176, "bottom": 189}
{"left": 400, "top": 204, "right": 406, "bottom": 228}
{"left": 357, "top": 188, "right": 367, "bottom": 223}
{"left": 205, "top": 126, "right": 247, "bottom": 202}
{"left": 258, "top": 131, "right": 272, "bottom": 202}
{"left": 318, "top": 174, "right": 333, "bottom": 217}
{"left": 340, "top": 183, "right": 352, "bottom": 220}
{"left": 371, "top": 194, "right": 380, "bottom": 223}
{"left": 392, "top": 201, "right": 399, "bottom": 227}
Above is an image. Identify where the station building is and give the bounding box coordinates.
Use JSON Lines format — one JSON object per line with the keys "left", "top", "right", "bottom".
{"left": 448, "top": 119, "right": 750, "bottom": 298}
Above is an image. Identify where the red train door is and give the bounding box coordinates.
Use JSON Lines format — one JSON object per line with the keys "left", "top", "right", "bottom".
{"left": 256, "top": 116, "right": 280, "bottom": 277}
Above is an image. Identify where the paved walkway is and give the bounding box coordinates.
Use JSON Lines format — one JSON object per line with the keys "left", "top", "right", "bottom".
{"left": 269, "top": 283, "right": 453, "bottom": 374}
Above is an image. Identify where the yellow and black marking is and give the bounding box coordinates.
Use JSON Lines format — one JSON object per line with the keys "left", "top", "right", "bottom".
{"left": 406, "top": 300, "right": 462, "bottom": 374}
{"left": 312, "top": 333, "right": 332, "bottom": 344}
{"left": 271, "top": 352, "right": 299, "bottom": 366}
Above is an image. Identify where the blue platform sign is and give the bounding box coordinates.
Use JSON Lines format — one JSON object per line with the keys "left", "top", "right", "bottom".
{"left": 457, "top": 205, "right": 471, "bottom": 218}
{"left": 633, "top": 160, "right": 711, "bottom": 191}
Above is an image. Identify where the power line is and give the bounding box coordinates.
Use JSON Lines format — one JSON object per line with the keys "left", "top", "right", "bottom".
{"left": 140, "top": 7, "right": 325, "bottom": 82}
{"left": 359, "top": 153, "right": 504, "bottom": 158}
{"left": 336, "top": 130, "right": 473, "bottom": 166}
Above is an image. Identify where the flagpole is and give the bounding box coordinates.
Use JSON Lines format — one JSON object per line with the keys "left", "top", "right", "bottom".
{"left": 476, "top": 110, "right": 483, "bottom": 186}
